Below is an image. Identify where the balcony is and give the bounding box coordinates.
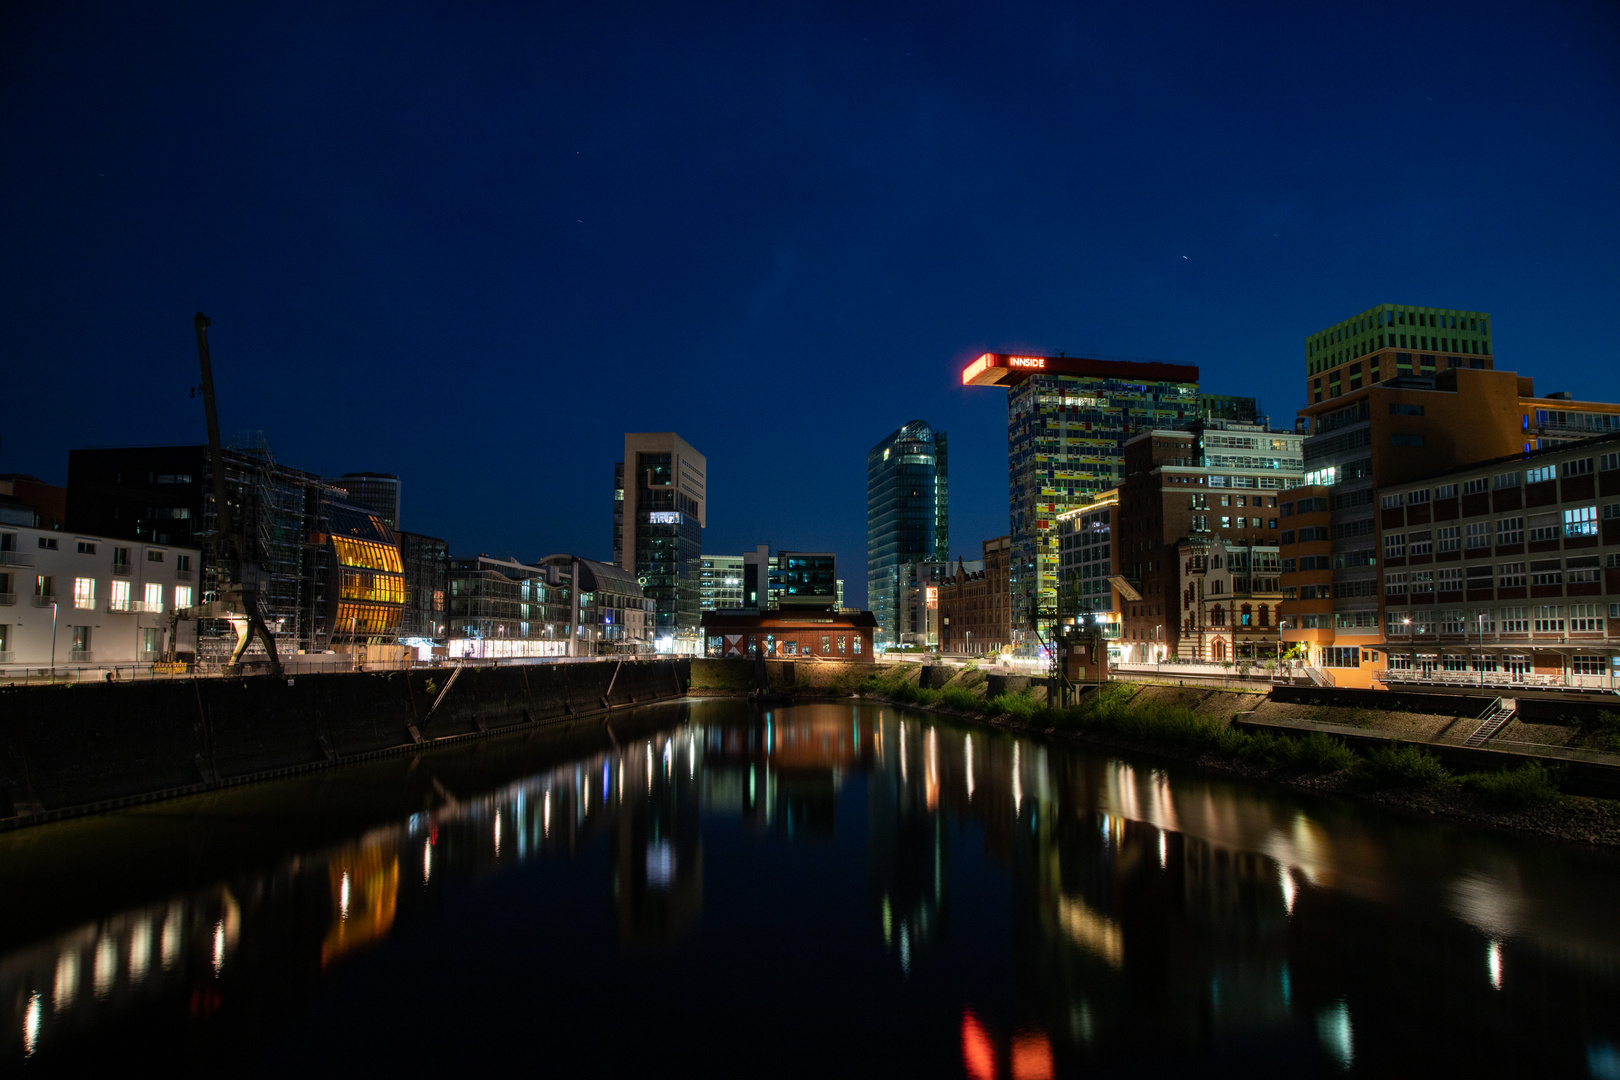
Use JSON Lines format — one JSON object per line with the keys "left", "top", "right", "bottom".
{"left": 174, "top": 568, "right": 194, "bottom": 581}
{"left": 0, "top": 550, "right": 32, "bottom": 568}
{"left": 107, "top": 598, "right": 158, "bottom": 614}
{"left": 0, "top": 652, "right": 13, "bottom": 663}
{"left": 32, "top": 594, "right": 58, "bottom": 608}
{"left": 112, "top": 561, "right": 133, "bottom": 577}
{"left": 68, "top": 651, "right": 94, "bottom": 663}
{"left": 0, "top": 592, "right": 14, "bottom": 606}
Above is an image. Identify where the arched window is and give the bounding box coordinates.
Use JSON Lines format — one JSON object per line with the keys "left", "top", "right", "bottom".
{"left": 1212, "top": 605, "right": 1226, "bottom": 626}
{"left": 1212, "top": 639, "right": 1226, "bottom": 661}
{"left": 1258, "top": 604, "right": 1270, "bottom": 627}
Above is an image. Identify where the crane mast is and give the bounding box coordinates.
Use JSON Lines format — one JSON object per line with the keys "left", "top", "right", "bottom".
{"left": 187, "top": 313, "right": 283, "bottom": 675}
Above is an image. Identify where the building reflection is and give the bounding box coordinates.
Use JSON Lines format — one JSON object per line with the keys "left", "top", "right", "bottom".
{"left": 4, "top": 700, "right": 1620, "bottom": 1074}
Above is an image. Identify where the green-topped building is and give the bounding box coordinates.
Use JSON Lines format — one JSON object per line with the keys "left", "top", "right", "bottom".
{"left": 1304, "top": 304, "right": 1493, "bottom": 404}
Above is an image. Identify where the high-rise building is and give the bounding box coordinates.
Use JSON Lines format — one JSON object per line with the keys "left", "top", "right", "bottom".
{"left": 614, "top": 433, "right": 706, "bottom": 650}
{"left": 866, "top": 421, "right": 948, "bottom": 647}
{"left": 329, "top": 472, "right": 402, "bottom": 529}
{"left": 1304, "top": 304, "right": 1493, "bottom": 405}
{"left": 1280, "top": 365, "right": 1620, "bottom": 686}
{"left": 962, "top": 353, "right": 1207, "bottom": 648}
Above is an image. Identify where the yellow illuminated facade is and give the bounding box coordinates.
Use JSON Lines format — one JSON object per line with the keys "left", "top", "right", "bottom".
{"left": 326, "top": 507, "right": 406, "bottom": 645}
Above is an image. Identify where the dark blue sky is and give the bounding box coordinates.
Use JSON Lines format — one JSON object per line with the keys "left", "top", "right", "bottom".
{"left": 3, "top": 0, "right": 1616, "bottom": 606}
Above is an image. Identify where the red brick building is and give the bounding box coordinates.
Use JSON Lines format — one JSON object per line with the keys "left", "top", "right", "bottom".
{"left": 938, "top": 535, "right": 1011, "bottom": 655}
{"left": 700, "top": 609, "right": 876, "bottom": 661}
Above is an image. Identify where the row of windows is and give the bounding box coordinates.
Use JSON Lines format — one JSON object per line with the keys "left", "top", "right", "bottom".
{"left": 29, "top": 576, "right": 192, "bottom": 610}
{"left": 1384, "top": 558, "right": 1603, "bottom": 592}
{"left": 1385, "top": 605, "right": 1603, "bottom": 635}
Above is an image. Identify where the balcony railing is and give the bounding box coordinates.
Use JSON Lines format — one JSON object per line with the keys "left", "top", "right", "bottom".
{"left": 174, "top": 568, "right": 194, "bottom": 581}
{"left": 0, "top": 652, "right": 14, "bottom": 663}
{"left": 112, "top": 561, "right": 133, "bottom": 577}
{"left": 0, "top": 550, "right": 32, "bottom": 568}
{"left": 32, "top": 594, "right": 57, "bottom": 608}
{"left": 0, "top": 592, "right": 14, "bottom": 606}
{"left": 68, "top": 651, "right": 94, "bottom": 663}
{"left": 107, "top": 599, "right": 159, "bottom": 613}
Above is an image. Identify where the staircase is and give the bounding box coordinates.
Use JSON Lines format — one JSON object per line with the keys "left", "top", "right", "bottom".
{"left": 1304, "top": 666, "right": 1334, "bottom": 687}
{"left": 1465, "top": 697, "right": 1517, "bottom": 746}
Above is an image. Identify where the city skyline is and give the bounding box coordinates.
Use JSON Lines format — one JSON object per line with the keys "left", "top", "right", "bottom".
{"left": 3, "top": 2, "right": 1618, "bottom": 610}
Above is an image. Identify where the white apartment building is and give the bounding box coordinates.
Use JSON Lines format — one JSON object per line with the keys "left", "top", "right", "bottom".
{"left": 0, "top": 525, "right": 200, "bottom": 670}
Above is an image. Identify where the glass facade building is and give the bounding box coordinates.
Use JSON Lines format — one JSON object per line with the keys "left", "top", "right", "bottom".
{"left": 963, "top": 354, "right": 1202, "bottom": 649}
{"left": 866, "top": 421, "right": 948, "bottom": 647}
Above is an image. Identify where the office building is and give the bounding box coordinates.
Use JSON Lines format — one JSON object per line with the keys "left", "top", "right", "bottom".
{"left": 1104, "top": 418, "right": 1301, "bottom": 662}
{"left": 937, "top": 536, "right": 1010, "bottom": 655}
{"left": 536, "top": 554, "right": 654, "bottom": 655}
{"left": 66, "top": 444, "right": 405, "bottom": 662}
{"left": 1280, "top": 366, "right": 1620, "bottom": 686}
{"left": 398, "top": 531, "right": 449, "bottom": 650}
{"left": 1057, "top": 491, "right": 1120, "bottom": 642}
{"left": 962, "top": 353, "right": 1212, "bottom": 649}
{"left": 700, "top": 554, "right": 746, "bottom": 612}
{"left": 1375, "top": 434, "right": 1620, "bottom": 689}
{"left": 329, "top": 473, "right": 402, "bottom": 530}
{"left": 867, "top": 421, "right": 948, "bottom": 647}
{"left": 1304, "top": 304, "right": 1493, "bottom": 405}
{"left": 447, "top": 556, "right": 569, "bottom": 659}
{"left": 615, "top": 433, "right": 706, "bottom": 651}
{"left": 0, "top": 523, "right": 199, "bottom": 669}
{"left": 776, "top": 551, "right": 838, "bottom": 610}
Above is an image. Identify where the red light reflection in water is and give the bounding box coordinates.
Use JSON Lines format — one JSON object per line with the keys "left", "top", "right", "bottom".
{"left": 962, "top": 1010, "right": 996, "bottom": 1080}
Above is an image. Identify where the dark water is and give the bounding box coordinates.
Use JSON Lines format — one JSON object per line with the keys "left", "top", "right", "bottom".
{"left": 4, "top": 700, "right": 1620, "bottom": 1078}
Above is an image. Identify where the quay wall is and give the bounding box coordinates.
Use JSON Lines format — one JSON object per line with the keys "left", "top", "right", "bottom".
{"left": 0, "top": 660, "right": 688, "bottom": 826}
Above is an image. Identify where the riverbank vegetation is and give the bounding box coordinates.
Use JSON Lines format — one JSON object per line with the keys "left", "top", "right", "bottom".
{"left": 855, "top": 669, "right": 1566, "bottom": 808}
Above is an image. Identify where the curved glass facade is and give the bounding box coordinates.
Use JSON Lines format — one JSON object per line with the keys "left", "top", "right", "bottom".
{"left": 867, "top": 421, "right": 948, "bottom": 646}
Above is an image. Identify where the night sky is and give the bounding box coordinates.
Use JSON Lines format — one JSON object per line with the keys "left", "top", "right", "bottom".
{"left": 3, "top": 1, "right": 1616, "bottom": 606}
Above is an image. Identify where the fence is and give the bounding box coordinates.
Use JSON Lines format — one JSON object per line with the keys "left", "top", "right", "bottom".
{"left": 0, "top": 652, "right": 647, "bottom": 685}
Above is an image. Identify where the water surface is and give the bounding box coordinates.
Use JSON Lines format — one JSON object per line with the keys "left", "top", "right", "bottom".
{"left": 3, "top": 699, "right": 1619, "bottom": 1077}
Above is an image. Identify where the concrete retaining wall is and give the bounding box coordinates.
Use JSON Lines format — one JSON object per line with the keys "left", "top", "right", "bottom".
{"left": 1269, "top": 684, "right": 1619, "bottom": 725}
{"left": 0, "top": 660, "right": 689, "bottom": 826}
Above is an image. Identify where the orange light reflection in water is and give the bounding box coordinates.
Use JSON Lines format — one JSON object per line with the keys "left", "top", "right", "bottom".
{"left": 1010, "top": 1031, "right": 1055, "bottom": 1080}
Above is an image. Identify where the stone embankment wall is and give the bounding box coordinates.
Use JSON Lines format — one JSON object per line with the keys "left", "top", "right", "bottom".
{"left": 0, "top": 660, "right": 688, "bottom": 826}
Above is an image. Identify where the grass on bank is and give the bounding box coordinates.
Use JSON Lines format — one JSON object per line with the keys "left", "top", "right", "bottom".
{"left": 857, "top": 669, "right": 1565, "bottom": 806}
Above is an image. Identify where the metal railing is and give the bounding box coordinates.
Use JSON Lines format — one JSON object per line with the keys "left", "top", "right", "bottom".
{"left": 0, "top": 550, "right": 32, "bottom": 568}
{"left": 31, "top": 594, "right": 57, "bottom": 608}
{"left": 0, "top": 592, "right": 15, "bottom": 606}
{"left": 174, "top": 568, "right": 193, "bottom": 581}
{"left": 106, "top": 599, "right": 160, "bottom": 613}
{"left": 111, "top": 561, "right": 133, "bottom": 577}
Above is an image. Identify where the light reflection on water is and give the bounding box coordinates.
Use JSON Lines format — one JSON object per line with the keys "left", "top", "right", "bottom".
{"left": 2, "top": 699, "right": 1619, "bottom": 1075}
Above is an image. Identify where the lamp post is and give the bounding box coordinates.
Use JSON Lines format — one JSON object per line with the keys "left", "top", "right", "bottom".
{"left": 50, "top": 599, "right": 59, "bottom": 683}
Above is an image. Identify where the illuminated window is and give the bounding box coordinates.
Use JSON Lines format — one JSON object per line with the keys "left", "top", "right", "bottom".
{"left": 108, "top": 579, "right": 130, "bottom": 611}
{"left": 145, "top": 582, "right": 164, "bottom": 612}
{"left": 175, "top": 585, "right": 193, "bottom": 608}
{"left": 74, "top": 577, "right": 95, "bottom": 610}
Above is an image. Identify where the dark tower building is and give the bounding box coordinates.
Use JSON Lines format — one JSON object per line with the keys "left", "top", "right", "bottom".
{"left": 867, "top": 421, "right": 948, "bottom": 647}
